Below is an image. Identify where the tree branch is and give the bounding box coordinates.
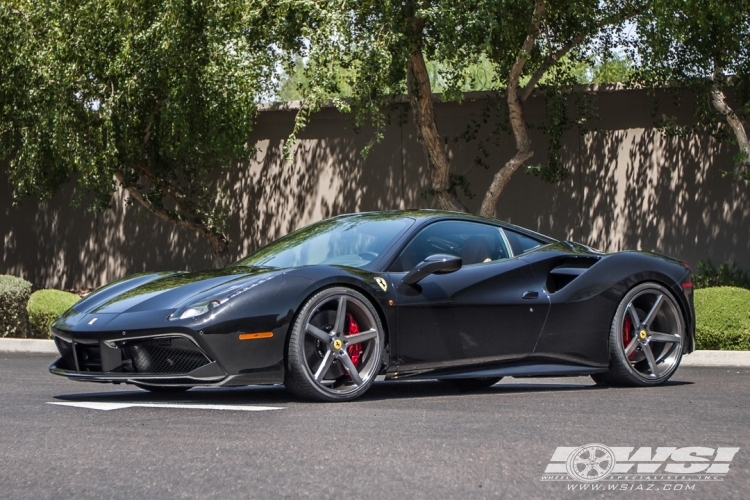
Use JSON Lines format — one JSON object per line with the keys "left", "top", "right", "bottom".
{"left": 142, "top": 97, "right": 162, "bottom": 146}
{"left": 129, "top": 162, "right": 203, "bottom": 221}
{"left": 479, "top": 0, "right": 545, "bottom": 218}
{"left": 711, "top": 64, "right": 750, "bottom": 171}
{"left": 520, "top": 7, "right": 641, "bottom": 102}
{"left": 521, "top": 32, "right": 587, "bottom": 102}
{"left": 114, "top": 170, "right": 228, "bottom": 257}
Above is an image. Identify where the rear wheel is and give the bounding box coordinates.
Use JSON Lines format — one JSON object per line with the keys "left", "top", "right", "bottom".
{"left": 285, "top": 287, "right": 385, "bottom": 402}
{"left": 593, "top": 282, "right": 685, "bottom": 387}
{"left": 439, "top": 377, "right": 503, "bottom": 392}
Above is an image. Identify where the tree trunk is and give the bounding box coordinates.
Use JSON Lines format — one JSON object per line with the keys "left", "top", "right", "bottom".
{"left": 711, "top": 66, "right": 750, "bottom": 174}
{"left": 207, "top": 235, "right": 231, "bottom": 268}
{"left": 477, "top": 81, "right": 534, "bottom": 218}
{"left": 407, "top": 21, "right": 468, "bottom": 213}
{"left": 479, "top": 0, "right": 545, "bottom": 219}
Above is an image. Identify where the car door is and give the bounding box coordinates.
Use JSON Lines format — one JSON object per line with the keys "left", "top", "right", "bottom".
{"left": 388, "top": 220, "right": 550, "bottom": 371}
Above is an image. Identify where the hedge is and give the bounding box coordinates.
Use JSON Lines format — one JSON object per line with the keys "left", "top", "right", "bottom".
{"left": 27, "top": 289, "right": 80, "bottom": 339}
{"left": 694, "top": 260, "right": 750, "bottom": 290}
{"left": 0, "top": 275, "right": 32, "bottom": 338}
{"left": 694, "top": 286, "right": 750, "bottom": 350}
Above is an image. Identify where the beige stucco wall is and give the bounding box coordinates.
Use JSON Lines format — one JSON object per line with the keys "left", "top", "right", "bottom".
{"left": 2, "top": 88, "right": 748, "bottom": 289}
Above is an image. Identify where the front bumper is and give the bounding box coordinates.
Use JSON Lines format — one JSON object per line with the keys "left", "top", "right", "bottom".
{"left": 50, "top": 332, "right": 228, "bottom": 387}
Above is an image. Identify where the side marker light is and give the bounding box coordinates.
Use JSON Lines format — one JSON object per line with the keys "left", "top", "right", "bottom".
{"left": 239, "top": 332, "right": 274, "bottom": 340}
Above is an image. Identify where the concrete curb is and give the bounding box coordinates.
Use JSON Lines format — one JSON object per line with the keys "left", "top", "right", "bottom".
{"left": 0, "top": 339, "right": 749, "bottom": 367}
{"left": 681, "top": 350, "right": 750, "bottom": 367}
{"left": 0, "top": 338, "right": 58, "bottom": 354}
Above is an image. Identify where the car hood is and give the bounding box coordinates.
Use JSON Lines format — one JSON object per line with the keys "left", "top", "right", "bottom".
{"left": 72, "top": 267, "right": 282, "bottom": 315}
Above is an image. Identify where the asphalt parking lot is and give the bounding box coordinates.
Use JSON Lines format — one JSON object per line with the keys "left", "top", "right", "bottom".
{"left": 1, "top": 353, "right": 748, "bottom": 499}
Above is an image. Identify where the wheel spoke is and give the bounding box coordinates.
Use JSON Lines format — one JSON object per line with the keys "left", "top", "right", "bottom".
{"left": 650, "top": 331, "right": 681, "bottom": 344}
{"left": 627, "top": 303, "right": 641, "bottom": 327}
{"left": 642, "top": 344, "right": 659, "bottom": 377}
{"left": 624, "top": 337, "right": 639, "bottom": 357}
{"left": 346, "top": 328, "right": 377, "bottom": 345}
{"left": 339, "top": 352, "right": 363, "bottom": 386}
{"left": 313, "top": 350, "right": 333, "bottom": 381}
{"left": 643, "top": 294, "right": 664, "bottom": 328}
{"left": 307, "top": 324, "right": 331, "bottom": 343}
{"left": 334, "top": 297, "right": 347, "bottom": 334}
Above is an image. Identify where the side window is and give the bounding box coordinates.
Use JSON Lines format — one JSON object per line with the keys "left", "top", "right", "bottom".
{"left": 389, "top": 221, "right": 511, "bottom": 272}
{"left": 503, "top": 228, "right": 545, "bottom": 255}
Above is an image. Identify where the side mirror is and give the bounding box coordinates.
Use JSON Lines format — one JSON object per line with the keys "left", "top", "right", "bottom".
{"left": 403, "top": 254, "right": 462, "bottom": 286}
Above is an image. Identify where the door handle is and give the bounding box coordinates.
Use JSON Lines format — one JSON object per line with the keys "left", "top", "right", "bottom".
{"left": 522, "top": 291, "right": 538, "bottom": 299}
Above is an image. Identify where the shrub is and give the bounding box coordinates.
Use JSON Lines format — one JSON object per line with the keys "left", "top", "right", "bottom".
{"left": 0, "top": 275, "right": 32, "bottom": 338}
{"left": 694, "top": 260, "right": 750, "bottom": 290}
{"left": 694, "top": 287, "right": 750, "bottom": 350}
{"left": 27, "top": 289, "right": 80, "bottom": 339}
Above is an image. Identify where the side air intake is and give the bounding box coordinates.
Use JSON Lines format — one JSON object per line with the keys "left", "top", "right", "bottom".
{"left": 546, "top": 257, "right": 600, "bottom": 293}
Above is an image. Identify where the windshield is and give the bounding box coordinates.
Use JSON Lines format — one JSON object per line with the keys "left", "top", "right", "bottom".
{"left": 234, "top": 215, "right": 414, "bottom": 269}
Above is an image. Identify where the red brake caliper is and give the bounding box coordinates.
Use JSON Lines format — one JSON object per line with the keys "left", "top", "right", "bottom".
{"left": 345, "top": 312, "right": 363, "bottom": 368}
{"left": 623, "top": 314, "right": 635, "bottom": 360}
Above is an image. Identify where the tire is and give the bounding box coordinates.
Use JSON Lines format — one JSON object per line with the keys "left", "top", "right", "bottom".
{"left": 439, "top": 377, "right": 503, "bottom": 392}
{"left": 595, "top": 282, "right": 685, "bottom": 387}
{"left": 589, "top": 372, "right": 609, "bottom": 386}
{"left": 134, "top": 384, "right": 191, "bottom": 393}
{"left": 285, "top": 287, "right": 385, "bottom": 402}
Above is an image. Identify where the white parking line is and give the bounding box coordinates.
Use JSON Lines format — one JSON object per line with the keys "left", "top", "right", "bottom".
{"left": 47, "top": 402, "right": 284, "bottom": 411}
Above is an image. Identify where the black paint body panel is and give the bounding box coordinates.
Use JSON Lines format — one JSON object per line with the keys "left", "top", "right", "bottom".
{"left": 50, "top": 210, "right": 695, "bottom": 387}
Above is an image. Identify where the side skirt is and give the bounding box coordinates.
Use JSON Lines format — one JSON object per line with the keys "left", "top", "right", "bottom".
{"left": 388, "top": 363, "right": 607, "bottom": 380}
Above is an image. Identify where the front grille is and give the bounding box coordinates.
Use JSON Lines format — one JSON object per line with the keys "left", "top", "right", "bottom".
{"left": 122, "top": 338, "right": 210, "bottom": 374}
{"left": 54, "top": 335, "right": 211, "bottom": 374}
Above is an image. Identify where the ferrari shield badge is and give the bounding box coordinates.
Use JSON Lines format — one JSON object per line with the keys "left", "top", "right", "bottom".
{"left": 374, "top": 277, "right": 388, "bottom": 292}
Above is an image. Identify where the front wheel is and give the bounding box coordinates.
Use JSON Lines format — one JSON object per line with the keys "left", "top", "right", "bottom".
{"left": 593, "top": 282, "right": 685, "bottom": 387}
{"left": 285, "top": 287, "right": 385, "bottom": 402}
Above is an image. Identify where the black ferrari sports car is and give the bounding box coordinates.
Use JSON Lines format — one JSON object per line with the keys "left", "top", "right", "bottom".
{"left": 50, "top": 210, "right": 695, "bottom": 401}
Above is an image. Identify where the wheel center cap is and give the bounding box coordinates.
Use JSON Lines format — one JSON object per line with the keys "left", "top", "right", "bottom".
{"left": 333, "top": 339, "right": 343, "bottom": 350}
{"left": 639, "top": 330, "right": 648, "bottom": 340}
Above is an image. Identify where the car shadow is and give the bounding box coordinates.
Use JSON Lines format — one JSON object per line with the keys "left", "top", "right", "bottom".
{"left": 51, "top": 377, "right": 693, "bottom": 406}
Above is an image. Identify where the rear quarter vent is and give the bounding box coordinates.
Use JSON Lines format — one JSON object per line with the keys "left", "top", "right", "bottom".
{"left": 546, "top": 257, "right": 601, "bottom": 293}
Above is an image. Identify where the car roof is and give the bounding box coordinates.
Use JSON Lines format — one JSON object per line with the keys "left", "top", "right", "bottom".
{"left": 334, "top": 209, "right": 557, "bottom": 243}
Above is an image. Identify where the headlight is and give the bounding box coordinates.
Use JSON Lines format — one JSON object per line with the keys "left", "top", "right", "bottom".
{"left": 168, "top": 273, "right": 278, "bottom": 321}
{"left": 169, "top": 297, "right": 228, "bottom": 321}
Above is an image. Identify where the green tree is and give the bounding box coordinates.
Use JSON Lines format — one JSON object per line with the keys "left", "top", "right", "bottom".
{"left": 570, "top": 53, "right": 634, "bottom": 84}
{"left": 281, "top": 0, "right": 470, "bottom": 212}
{"left": 0, "top": 0, "right": 277, "bottom": 266}
{"left": 276, "top": 55, "right": 497, "bottom": 101}
{"left": 634, "top": 0, "right": 750, "bottom": 176}
{"left": 277, "top": 56, "right": 310, "bottom": 102}
{"left": 438, "top": 0, "right": 643, "bottom": 217}
{"left": 286, "top": 1, "right": 643, "bottom": 217}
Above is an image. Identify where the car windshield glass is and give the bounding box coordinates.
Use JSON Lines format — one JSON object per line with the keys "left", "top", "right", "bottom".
{"left": 234, "top": 215, "right": 414, "bottom": 269}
